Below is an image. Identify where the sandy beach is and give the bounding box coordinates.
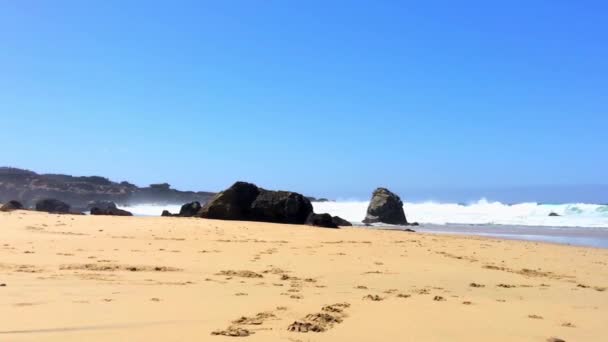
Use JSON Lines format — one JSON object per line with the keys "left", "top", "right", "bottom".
{"left": 1, "top": 210, "right": 607, "bottom": 341}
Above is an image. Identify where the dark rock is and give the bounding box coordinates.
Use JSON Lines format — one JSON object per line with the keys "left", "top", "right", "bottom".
{"left": 249, "top": 190, "right": 313, "bottom": 224}
{"left": 199, "top": 182, "right": 260, "bottom": 220}
{"left": 410, "top": 222, "right": 420, "bottom": 226}
{"left": 1, "top": 200, "right": 24, "bottom": 211}
{"left": 548, "top": 212, "right": 560, "bottom": 217}
{"left": 199, "top": 181, "right": 314, "bottom": 224}
{"left": 305, "top": 213, "right": 339, "bottom": 228}
{"left": 362, "top": 188, "right": 408, "bottom": 225}
{"left": 87, "top": 200, "right": 117, "bottom": 211}
{"left": 331, "top": 216, "right": 352, "bottom": 226}
{"left": 90, "top": 206, "right": 132, "bottom": 216}
{"left": 403, "top": 228, "right": 416, "bottom": 232}
{"left": 35, "top": 198, "right": 71, "bottom": 214}
{"left": 179, "top": 201, "right": 202, "bottom": 217}
{"left": 161, "top": 210, "right": 174, "bottom": 217}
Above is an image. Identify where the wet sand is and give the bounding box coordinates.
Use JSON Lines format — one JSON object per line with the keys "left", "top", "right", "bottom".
{"left": 410, "top": 223, "right": 608, "bottom": 249}
{"left": 1, "top": 210, "right": 607, "bottom": 341}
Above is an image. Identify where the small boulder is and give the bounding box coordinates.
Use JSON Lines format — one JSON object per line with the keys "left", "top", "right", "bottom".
{"left": 362, "top": 188, "right": 408, "bottom": 225}
{"left": 161, "top": 210, "right": 174, "bottom": 217}
{"left": 306, "top": 213, "right": 339, "bottom": 228}
{"left": 35, "top": 199, "right": 71, "bottom": 214}
{"left": 179, "top": 201, "right": 201, "bottom": 217}
{"left": 1, "top": 200, "right": 24, "bottom": 212}
{"left": 548, "top": 212, "right": 560, "bottom": 217}
{"left": 332, "top": 216, "right": 352, "bottom": 226}
{"left": 87, "top": 200, "right": 117, "bottom": 211}
{"left": 90, "top": 207, "right": 132, "bottom": 216}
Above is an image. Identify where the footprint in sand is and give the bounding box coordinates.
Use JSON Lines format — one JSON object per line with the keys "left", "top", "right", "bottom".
{"left": 362, "top": 294, "right": 383, "bottom": 301}
{"left": 216, "top": 270, "right": 263, "bottom": 278}
{"left": 288, "top": 303, "right": 350, "bottom": 333}
{"left": 212, "top": 311, "right": 277, "bottom": 337}
{"left": 211, "top": 326, "right": 251, "bottom": 337}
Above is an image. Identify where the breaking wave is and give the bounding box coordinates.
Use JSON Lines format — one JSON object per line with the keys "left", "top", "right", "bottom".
{"left": 120, "top": 199, "right": 608, "bottom": 228}
{"left": 312, "top": 199, "right": 608, "bottom": 228}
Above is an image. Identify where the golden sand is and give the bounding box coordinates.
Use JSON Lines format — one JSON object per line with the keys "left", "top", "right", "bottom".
{"left": 1, "top": 210, "right": 607, "bottom": 341}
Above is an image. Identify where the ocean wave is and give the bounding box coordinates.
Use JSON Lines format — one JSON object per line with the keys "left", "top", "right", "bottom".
{"left": 312, "top": 199, "right": 608, "bottom": 228}
{"left": 119, "top": 200, "right": 608, "bottom": 228}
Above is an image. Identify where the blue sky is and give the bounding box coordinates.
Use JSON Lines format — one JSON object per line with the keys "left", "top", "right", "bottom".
{"left": 1, "top": 1, "right": 607, "bottom": 201}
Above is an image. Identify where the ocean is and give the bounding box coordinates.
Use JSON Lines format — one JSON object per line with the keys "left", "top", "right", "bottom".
{"left": 120, "top": 199, "right": 608, "bottom": 228}
{"left": 119, "top": 200, "right": 608, "bottom": 248}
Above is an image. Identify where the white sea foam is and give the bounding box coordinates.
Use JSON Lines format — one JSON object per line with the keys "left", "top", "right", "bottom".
{"left": 312, "top": 199, "right": 608, "bottom": 228}
{"left": 120, "top": 199, "right": 608, "bottom": 228}
{"left": 119, "top": 204, "right": 182, "bottom": 217}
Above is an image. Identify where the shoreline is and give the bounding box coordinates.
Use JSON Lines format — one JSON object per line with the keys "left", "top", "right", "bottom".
{"left": 373, "top": 223, "right": 608, "bottom": 249}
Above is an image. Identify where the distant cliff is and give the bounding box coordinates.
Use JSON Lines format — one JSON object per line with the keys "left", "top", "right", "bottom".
{"left": 0, "top": 167, "right": 215, "bottom": 211}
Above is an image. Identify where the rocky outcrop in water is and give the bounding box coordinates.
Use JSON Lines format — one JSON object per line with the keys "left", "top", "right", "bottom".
{"left": 35, "top": 198, "right": 71, "bottom": 214}
{"left": 0, "top": 200, "right": 24, "bottom": 211}
{"left": 362, "top": 188, "right": 408, "bottom": 225}
{"left": 199, "top": 182, "right": 314, "bottom": 224}
{"left": 0, "top": 167, "right": 214, "bottom": 210}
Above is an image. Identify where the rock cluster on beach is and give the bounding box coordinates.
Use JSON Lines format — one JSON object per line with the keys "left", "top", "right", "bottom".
{"left": 362, "top": 187, "right": 408, "bottom": 225}
{"left": 162, "top": 182, "right": 351, "bottom": 228}
{"left": 199, "top": 181, "right": 313, "bottom": 224}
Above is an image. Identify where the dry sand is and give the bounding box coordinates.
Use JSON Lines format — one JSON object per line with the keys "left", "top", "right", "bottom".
{"left": 1, "top": 210, "right": 607, "bottom": 341}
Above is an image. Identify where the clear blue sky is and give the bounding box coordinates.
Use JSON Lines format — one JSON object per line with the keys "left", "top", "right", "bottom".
{"left": 1, "top": 1, "right": 606, "bottom": 200}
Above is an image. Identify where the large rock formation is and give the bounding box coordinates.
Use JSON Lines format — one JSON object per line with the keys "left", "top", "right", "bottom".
{"left": 199, "top": 182, "right": 314, "bottom": 224}
{"left": 0, "top": 200, "right": 24, "bottom": 211}
{"left": 35, "top": 198, "right": 71, "bottom": 214}
{"left": 362, "top": 188, "right": 408, "bottom": 225}
{"left": 198, "top": 182, "right": 260, "bottom": 220}
{"left": 249, "top": 190, "right": 313, "bottom": 224}
{"left": 0, "top": 167, "right": 215, "bottom": 210}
